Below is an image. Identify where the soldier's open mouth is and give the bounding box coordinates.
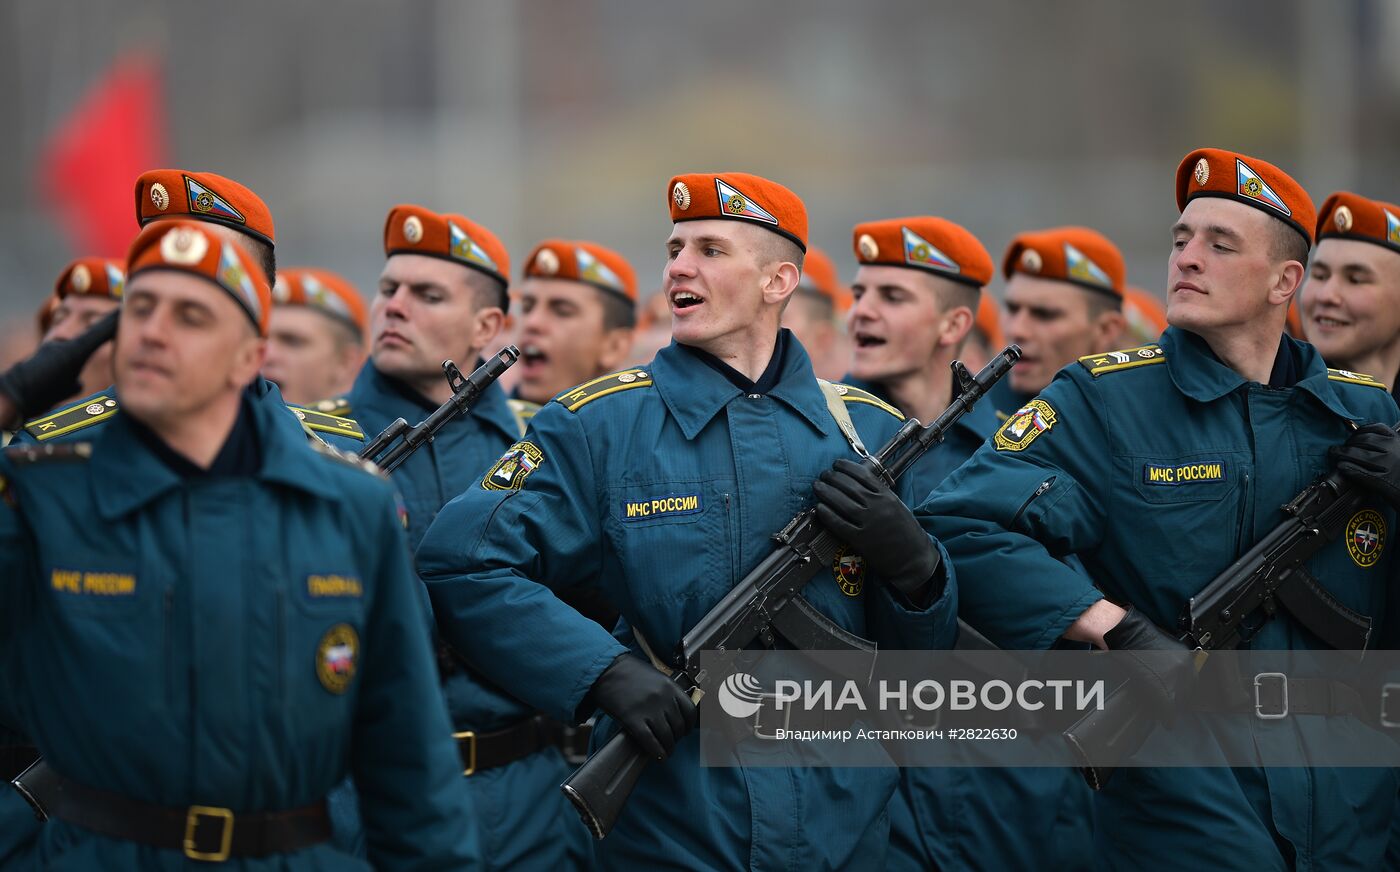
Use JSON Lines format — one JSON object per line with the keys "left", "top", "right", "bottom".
{"left": 671, "top": 292, "right": 704, "bottom": 310}
{"left": 854, "top": 334, "right": 886, "bottom": 348}
{"left": 521, "top": 345, "right": 548, "bottom": 366}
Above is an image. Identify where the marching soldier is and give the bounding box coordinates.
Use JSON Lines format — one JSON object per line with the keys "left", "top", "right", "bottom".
{"left": 842, "top": 215, "right": 1093, "bottom": 871}
{"left": 987, "top": 226, "right": 1128, "bottom": 419}
{"left": 0, "top": 220, "right": 477, "bottom": 868}
{"left": 417, "top": 172, "right": 956, "bottom": 870}
{"left": 341, "top": 205, "right": 590, "bottom": 870}
{"left": 920, "top": 148, "right": 1400, "bottom": 869}
{"left": 1302, "top": 191, "right": 1400, "bottom": 398}
{"left": 263, "top": 268, "right": 368, "bottom": 406}
{"left": 514, "top": 239, "right": 637, "bottom": 406}
{"left": 782, "top": 244, "right": 852, "bottom": 380}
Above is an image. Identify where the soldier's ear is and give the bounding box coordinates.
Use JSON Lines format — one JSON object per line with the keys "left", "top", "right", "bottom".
{"left": 1269, "top": 260, "right": 1306, "bottom": 307}
{"left": 762, "top": 260, "right": 801, "bottom": 307}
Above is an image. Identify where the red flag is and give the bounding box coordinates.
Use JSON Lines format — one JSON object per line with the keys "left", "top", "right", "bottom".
{"left": 40, "top": 54, "right": 165, "bottom": 258}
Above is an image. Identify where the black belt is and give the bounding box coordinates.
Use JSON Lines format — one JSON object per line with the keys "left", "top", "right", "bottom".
{"left": 0, "top": 743, "right": 38, "bottom": 782}
{"left": 11, "top": 760, "right": 330, "bottom": 862}
{"left": 1196, "top": 674, "right": 1366, "bottom": 719}
{"left": 456, "top": 715, "right": 590, "bottom": 774}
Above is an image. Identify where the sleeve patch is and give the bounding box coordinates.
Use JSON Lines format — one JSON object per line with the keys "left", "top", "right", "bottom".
{"left": 482, "top": 441, "right": 545, "bottom": 491}
{"left": 557, "top": 369, "right": 652, "bottom": 412}
{"left": 24, "top": 396, "right": 118, "bottom": 440}
{"left": 994, "top": 399, "right": 1057, "bottom": 451}
{"left": 1077, "top": 345, "right": 1165, "bottom": 377}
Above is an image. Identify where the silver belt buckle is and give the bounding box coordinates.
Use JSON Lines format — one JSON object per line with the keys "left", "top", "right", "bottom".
{"left": 1253, "top": 672, "right": 1289, "bottom": 720}
{"left": 752, "top": 692, "right": 792, "bottom": 740}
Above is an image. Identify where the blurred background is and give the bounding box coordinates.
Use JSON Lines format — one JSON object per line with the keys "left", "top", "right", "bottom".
{"left": 2, "top": 0, "right": 1397, "bottom": 366}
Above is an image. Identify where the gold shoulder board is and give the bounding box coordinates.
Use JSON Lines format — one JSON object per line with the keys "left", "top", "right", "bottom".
{"left": 558, "top": 369, "right": 653, "bottom": 413}
{"left": 1077, "top": 345, "right": 1166, "bottom": 377}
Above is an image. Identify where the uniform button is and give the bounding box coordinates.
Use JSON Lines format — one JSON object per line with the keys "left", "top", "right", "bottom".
{"left": 747, "top": 393, "right": 762, "bottom": 399}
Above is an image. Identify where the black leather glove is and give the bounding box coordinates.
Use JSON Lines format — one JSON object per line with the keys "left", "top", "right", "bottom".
{"left": 587, "top": 654, "right": 697, "bottom": 761}
{"left": 813, "top": 458, "right": 942, "bottom": 604}
{"left": 0, "top": 310, "right": 118, "bottom": 426}
{"left": 1329, "top": 423, "right": 1400, "bottom": 508}
{"left": 1103, "top": 607, "right": 1196, "bottom": 719}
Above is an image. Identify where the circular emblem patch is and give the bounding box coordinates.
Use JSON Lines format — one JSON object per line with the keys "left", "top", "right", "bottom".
{"left": 726, "top": 195, "right": 746, "bottom": 215}
{"left": 159, "top": 226, "right": 209, "bottom": 265}
{"left": 857, "top": 233, "right": 879, "bottom": 261}
{"left": 672, "top": 181, "right": 691, "bottom": 211}
{"left": 150, "top": 182, "right": 170, "bottom": 211}
{"left": 403, "top": 215, "right": 424, "bottom": 244}
{"left": 316, "top": 623, "right": 359, "bottom": 694}
{"left": 833, "top": 546, "right": 865, "bottom": 597}
{"left": 1334, "top": 205, "right": 1354, "bottom": 233}
{"left": 1345, "top": 509, "right": 1386, "bottom": 568}
{"left": 85, "top": 403, "right": 105, "bottom": 416}
{"left": 1193, "top": 157, "right": 1210, "bottom": 186}
{"left": 534, "top": 247, "right": 560, "bottom": 275}
{"left": 1019, "top": 248, "right": 1043, "bottom": 273}
{"left": 192, "top": 192, "right": 216, "bottom": 213}
{"left": 70, "top": 264, "right": 92, "bottom": 294}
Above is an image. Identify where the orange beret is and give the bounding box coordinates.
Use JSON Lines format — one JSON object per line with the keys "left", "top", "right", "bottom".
{"left": 1002, "top": 226, "right": 1125, "bottom": 298}
{"left": 524, "top": 239, "right": 637, "bottom": 304}
{"left": 1316, "top": 191, "right": 1400, "bottom": 257}
{"left": 272, "top": 268, "right": 369, "bottom": 336}
{"left": 135, "top": 169, "right": 275, "bottom": 247}
{"left": 36, "top": 295, "right": 60, "bottom": 336}
{"left": 852, "top": 216, "right": 993, "bottom": 288}
{"left": 798, "top": 246, "right": 852, "bottom": 312}
{"left": 1176, "top": 147, "right": 1315, "bottom": 247}
{"left": 975, "top": 291, "right": 1004, "bottom": 348}
{"left": 55, "top": 257, "right": 125, "bottom": 300}
{"left": 1122, "top": 286, "right": 1168, "bottom": 343}
{"left": 127, "top": 220, "right": 272, "bottom": 336}
{"left": 383, "top": 204, "right": 510, "bottom": 294}
{"left": 668, "top": 172, "right": 807, "bottom": 252}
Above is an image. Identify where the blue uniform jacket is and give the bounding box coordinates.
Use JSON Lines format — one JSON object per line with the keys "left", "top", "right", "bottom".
{"left": 919, "top": 327, "right": 1400, "bottom": 871}
{"left": 846, "top": 372, "right": 1094, "bottom": 872}
{"left": 343, "top": 361, "right": 587, "bottom": 872}
{"left": 418, "top": 335, "right": 958, "bottom": 871}
{"left": 0, "top": 386, "right": 477, "bottom": 870}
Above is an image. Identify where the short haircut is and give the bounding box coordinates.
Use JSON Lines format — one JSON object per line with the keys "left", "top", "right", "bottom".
{"left": 758, "top": 232, "right": 805, "bottom": 274}
{"left": 926, "top": 275, "right": 980, "bottom": 319}
{"left": 597, "top": 288, "right": 637, "bottom": 330}
{"left": 1082, "top": 287, "right": 1122, "bottom": 320}
{"left": 243, "top": 236, "right": 277, "bottom": 286}
{"left": 1269, "top": 220, "right": 1310, "bottom": 268}
{"left": 464, "top": 270, "right": 509, "bottom": 313}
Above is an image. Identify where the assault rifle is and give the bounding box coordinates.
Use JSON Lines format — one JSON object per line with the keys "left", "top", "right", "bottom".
{"left": 1063, "top": 431, "right": 1390, "bottom": 789}
{"left": 358, "top": 347, "right": 519, "bottom": 474}
{"left": 561, "top": 346, "right": 1022, "bottom": 838}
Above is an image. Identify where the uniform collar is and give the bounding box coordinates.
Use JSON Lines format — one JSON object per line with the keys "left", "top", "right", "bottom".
{"left": 1164, "top": 326, "right": 1367, "bottom": 423}
{"left": 651, "top": 329, "right": 830, "bottom": 440}
{"left": 92, "top": 378, "right": 341, "bottom": 520}
{"left": 354, "top": 359, "right": 520, "bottom": 444}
